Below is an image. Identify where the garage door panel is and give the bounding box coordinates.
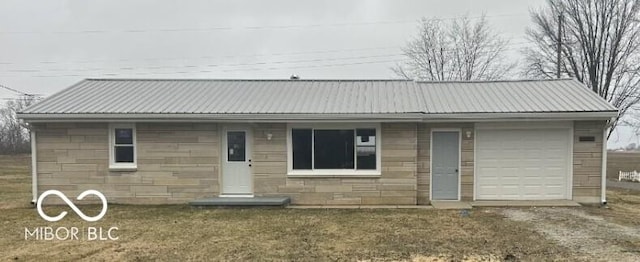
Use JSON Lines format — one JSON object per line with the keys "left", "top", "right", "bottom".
{"left": 544, "top": 175, "right": 565, "bottom": 181}
{"left": 476, "top": 127, "right": 570, "bottom": 200}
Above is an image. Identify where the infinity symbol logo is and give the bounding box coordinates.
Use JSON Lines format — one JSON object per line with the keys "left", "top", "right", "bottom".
{"left": 36, "top": 190, "right": 108, "bottom": 222}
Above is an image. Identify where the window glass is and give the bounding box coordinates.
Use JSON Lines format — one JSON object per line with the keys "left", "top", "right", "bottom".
{"left": 290, "top": 127, "right": 378, "bottom": 172}
{"left": 292, "top": 129, "right": 312, "bottom": 169}
{"left": 115, "top": 128, "right": 133, "bottom": 145}
{"left": 356, "top": 129, "right": 376, "bottom": 170}
{"left": 313, "top": 129, "right": 354, "bottom": 169}
{"left": 227, "top": 131, "right": 246, "bottom": 162}
{"left": 115, "top": 146, "right": 134, "bottom": 163}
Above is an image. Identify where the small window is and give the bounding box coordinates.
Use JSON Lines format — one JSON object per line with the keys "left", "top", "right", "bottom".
{"left": 114, "top": 129, "right": 134, "bottom": 163}
{"left": 110, "top": 124, "right": 136, "bottom": 169}
{"left": 289, "top": 125, "right": 380, "bottom": 175}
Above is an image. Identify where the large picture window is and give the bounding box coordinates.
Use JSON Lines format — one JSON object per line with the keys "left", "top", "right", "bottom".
{"left": 109, "top": 123, "right": 137, "bottom": 170}
{"left": 289, "top": 125, "right": 379, "bottom": 175}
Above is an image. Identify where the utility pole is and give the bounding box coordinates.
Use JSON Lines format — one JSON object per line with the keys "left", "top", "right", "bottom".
{"left": 556, "top": 13, "right": 563, "bottom": 79}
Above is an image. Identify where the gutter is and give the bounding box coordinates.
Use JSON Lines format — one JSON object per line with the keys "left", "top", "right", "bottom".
{"left": 17, "top": 111, "right": 619, "bottom": 123}
{"left": 16, "top": 113, "right": 425, "bottom": 122}
{"left": 30, "top": 130, "right": 37, "bottom": 205}
{"left": 601, "top": 126, "right": 608, "bottom": 205}
{"left": 421, "top": 111, "right": 618, "bottom": 120}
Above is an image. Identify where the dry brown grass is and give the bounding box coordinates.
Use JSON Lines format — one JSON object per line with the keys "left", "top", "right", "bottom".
{"left": 0, "top": 154, "right": 31, "bottom": 209}
{"left": 1, "top": 154, "right": 635, "bottom": 261}
{"left": 3, "top": 204, "right": 572, "bottom": 261}
{"left": 586, "top": 188, "right": 640, "bottom": 227}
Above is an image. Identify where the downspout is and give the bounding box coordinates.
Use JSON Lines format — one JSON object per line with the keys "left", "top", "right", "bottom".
{"left": 30, "top": 130, "right": 37, "bottom": 205}
{"left": 601, "top": 126, "right": 608, "bottom": 205}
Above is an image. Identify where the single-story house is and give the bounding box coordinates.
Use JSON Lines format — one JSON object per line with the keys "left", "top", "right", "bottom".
{"left": 18, "top": 78, "right": 618, "bottom": 206}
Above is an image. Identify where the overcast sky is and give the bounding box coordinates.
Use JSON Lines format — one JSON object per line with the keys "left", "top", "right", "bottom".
{"left": 0, "top": 0, "right": 634, "bottom": 147}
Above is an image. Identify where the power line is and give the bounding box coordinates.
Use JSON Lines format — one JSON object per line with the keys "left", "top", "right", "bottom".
{"left": 0, "top": 45, "right": 402, "bottom": 66}
{"left": 1, "top": 58, "right": 410, "bottom": 78}
{"left": 0, "top": 13, "right": 526, "bottom": 35}
{"left": 0, "top": 41, "right": 532, "bottom": 76}
{"left": 3, "top": 53, "right": 406, "bottom": 74}
{"left": 221, "top": 58, "right": 409, "bottom": 72}
{"left": 0, "top": 83, "right": 35, "bottom": 97}
{"left": 1, "top": 41, "right": 532, "bottom": 78}
{"left": 0, "top": 37, "right": 530, "bottom": 66}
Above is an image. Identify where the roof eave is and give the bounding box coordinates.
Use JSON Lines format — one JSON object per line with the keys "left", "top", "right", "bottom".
{"left": 421, "top": 111, "right": 618, "bottom": 121}
{"left": 17, "top": 111, "right": 618, "bottom": 123}
{"left": 17, "top": 113, "right": 425, "bottom": 123}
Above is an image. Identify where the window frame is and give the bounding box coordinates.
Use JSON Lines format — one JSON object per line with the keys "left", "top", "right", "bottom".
{"left": 109, "top": 123, "right": 137, "bottom": 170}
{"left": 286, "top": 123, "right": 381, "bottom": 177}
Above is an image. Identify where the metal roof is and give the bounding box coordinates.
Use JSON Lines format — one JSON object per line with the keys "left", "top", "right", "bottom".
{"left": 19, "top": 78, "right": 618, "bottom": 121}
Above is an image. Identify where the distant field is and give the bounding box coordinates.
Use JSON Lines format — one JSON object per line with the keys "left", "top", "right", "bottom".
{"left": 607, "top": 151, "right": 640, "bottom": 179}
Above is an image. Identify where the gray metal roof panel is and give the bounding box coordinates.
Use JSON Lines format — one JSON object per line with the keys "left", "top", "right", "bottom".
{"left": 22, "top": 78, "right": 617, "bottom": 117}
{"left": 414, "top": 78, "right": 617, "bottom": 114}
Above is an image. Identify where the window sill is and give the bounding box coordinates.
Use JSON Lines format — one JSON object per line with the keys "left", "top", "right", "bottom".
{"left": 287, "top": 171, "right": 381, "bottom": 178}
{"left": 109, "top": 165, "right": 137, "bottom": 172}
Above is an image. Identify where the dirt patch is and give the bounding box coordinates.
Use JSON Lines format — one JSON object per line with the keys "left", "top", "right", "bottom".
{"left": 587, "top": 189, "right": 640, "bottom": 227}
{"left": 407, "top": 254, "right": 502, "bottom": 261}
{"left": 503, "top": 207, "right": 640, "bottom": 261}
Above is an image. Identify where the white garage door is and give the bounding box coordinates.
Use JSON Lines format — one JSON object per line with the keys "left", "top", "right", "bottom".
{"left": 475, "top": 125, "right": 571, "bottom": 200}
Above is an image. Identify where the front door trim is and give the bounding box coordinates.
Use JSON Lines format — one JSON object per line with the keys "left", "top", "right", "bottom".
{"left": 430, "top": 128, "right": 462, "bottom": 201}
{"left": 220, "top": 124, "right": 253, "bottom": 196}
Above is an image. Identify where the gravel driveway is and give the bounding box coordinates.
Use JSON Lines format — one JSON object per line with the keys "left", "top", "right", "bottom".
{"left": 502, "top": 207, "right": 640, "bottom": 261}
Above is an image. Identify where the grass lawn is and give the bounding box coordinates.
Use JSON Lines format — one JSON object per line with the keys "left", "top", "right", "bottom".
{"left": 0, "top": 154, "right": 637, "bottom": 261}
{"left": 586, "top": 188, "right": 640, "bottom": 227}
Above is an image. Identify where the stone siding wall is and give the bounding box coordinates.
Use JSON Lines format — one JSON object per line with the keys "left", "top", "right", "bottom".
{"left": 253, "top": 123, "right": 418, "bottom": 205}
{"left": 33, "top": 120, "right": 605, "bottom": 205}
{"left": 36, "top": 123, "right": 218, "bottom": 204}
{"left": 573, "top": 120, "right": 606, "bottom": 203}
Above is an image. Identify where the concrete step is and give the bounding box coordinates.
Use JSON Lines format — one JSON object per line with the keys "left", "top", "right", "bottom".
{"left": 430, "top": 201, "right": 472, "bottom": 210}
{"left": 189, "top": 196, "right": 291, "bottom": 207}
{"left": 471, "top": 200, "right": 581, "bottom": 207}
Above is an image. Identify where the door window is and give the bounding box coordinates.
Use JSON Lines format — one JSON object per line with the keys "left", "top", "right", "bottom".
{"left": 227, "top": 131, "right": 246, "bottom": 162}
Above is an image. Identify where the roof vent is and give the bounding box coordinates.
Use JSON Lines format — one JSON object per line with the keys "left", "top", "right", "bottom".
{"left": 290, "top": 74, "right": 300, "bottom": 80}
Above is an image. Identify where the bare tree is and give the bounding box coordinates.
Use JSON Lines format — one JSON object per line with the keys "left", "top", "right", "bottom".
{"left": 0, "top": 95, "right": 38, "bottom": 154}
{"left": 524, "top": 0, "right": 640, "bottom": 138}
{"left": 393, "top": 15, "right": 515, "bottom": 81}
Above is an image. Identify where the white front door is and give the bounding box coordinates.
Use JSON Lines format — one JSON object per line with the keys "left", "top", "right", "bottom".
{"left": 221, "top": 125, "right": 253, "bottom": 195}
